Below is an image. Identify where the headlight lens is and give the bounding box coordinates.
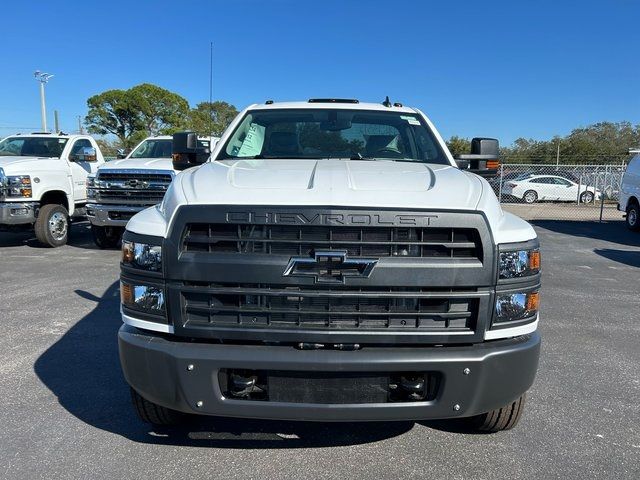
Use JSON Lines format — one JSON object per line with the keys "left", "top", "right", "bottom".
{"left": 495, "top": 291, "right": 539, "bottom": 323}
{"left": 2, "top": 175, "right": 32, "bottom": 198}
{"left": 86, "top": 175, "right": 96, "bottom": 200}
{"left": 121, "top": 281, "right": 165, "bottom": 314}
{"left": 122, "top": 240, "right": 162, "bottom": 271}
{"left": 499, "top": 248, "right": 540, "bottom": 279}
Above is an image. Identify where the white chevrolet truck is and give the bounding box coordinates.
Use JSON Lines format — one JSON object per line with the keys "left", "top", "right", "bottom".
{"left": 0, "top": 133, "right": 103, "bottom": 246}
{"left": 118, "top": 99, "right": 541, "bottom": 432}
{"left": 87, "top": 135, "right": 217, "bottom": 248}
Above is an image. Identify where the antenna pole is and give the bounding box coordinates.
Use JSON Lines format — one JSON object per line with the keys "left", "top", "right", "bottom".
{"left": 209, "top": 42, "right": 213, "bottom": 138}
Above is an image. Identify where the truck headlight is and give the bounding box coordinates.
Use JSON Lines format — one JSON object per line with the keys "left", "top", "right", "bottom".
{"left": 122, "top": 240, "right": 162, "bottom": 271}
{"left": 499, "top": 248, "right": 540, "bottom": 279}
{"left": 86, "top": 174, "right": 96, "bottom": 200}
{"left": 121, "top": 282, "right": 165, "bottom": 314}
{"left": 4, "top": 175, "right": 32, "bottom": 198}
{"left": 495, "top": 291, "right": 539, "bottom": 323}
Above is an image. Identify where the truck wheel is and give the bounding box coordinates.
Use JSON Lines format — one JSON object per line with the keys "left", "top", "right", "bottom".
{"left": 626, "top": 203, "right": 640, "bottom": 231}
{"left": 130, "top": 388, "right": 183, "bottom": 426}
{"left": 523, "top": 190, "right": 538, "bottom": 204}
{"left": 91, "top": 225, "right": 121, "bottom": 249}
{"left": 467, "top": 394, "right": 526, "bottom": 433}
{"left": 34, "top": 204, "right": 69, "bottom": 247}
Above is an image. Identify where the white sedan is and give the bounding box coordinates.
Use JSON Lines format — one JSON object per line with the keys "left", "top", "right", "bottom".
{"left": 501, "top": 174, "right": 601, "bottom": 204}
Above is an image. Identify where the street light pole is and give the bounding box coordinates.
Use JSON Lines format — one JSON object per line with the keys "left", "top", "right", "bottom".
{"left": 34, "top": 71, "right": 54, "bottom": 132}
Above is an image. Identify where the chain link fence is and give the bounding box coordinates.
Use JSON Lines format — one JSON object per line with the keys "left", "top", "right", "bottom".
{"left": 491, "top": 161, "right": 627, "bottom": 221}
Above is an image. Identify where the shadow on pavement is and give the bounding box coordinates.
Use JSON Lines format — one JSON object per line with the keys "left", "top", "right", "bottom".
{"left": 0, "top": 222, "right": 99, "bottom": 249}
{"left": 34, "top": 282, "right": 418, "bottom": 447}
{"left": 593, "top": 248, "right": 640, "bottom": 268}
{"left": 531, "top": 220, "right": 640, "bottom": 247}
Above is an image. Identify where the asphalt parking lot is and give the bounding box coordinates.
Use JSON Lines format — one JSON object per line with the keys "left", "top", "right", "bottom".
{"left": 1, "top": 220, "right": 638, "bottom": 479}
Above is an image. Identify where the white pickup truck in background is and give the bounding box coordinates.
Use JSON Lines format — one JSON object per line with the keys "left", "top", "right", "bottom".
{"left": 86, "top": 135, "right": 218, "bottom": 248}
{"left": 0, "top": 133, "right": 104, "bottom": 246}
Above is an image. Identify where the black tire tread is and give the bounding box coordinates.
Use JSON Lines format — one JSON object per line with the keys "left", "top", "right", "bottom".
{"left": 91, "top": 225, "right": 121, "bottom": 249}
{"left": 471, "top": 394, "right": 526, "bottom": 433}
{"left": 130, "top": 387, "right": 182, "bottom": 426}
{"left": 34, "top": 204, "right": 68, "bottom": 247}
{"left": 523, "top": 190, "right": 537, "bottom": 203}
{"left": 580, "top": 191, "right": 594, "bottom": 203}
{"left": 626, "top": 202, "right": 640, "bottom": 231}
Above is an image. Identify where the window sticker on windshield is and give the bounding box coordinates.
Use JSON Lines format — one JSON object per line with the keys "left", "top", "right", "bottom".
{"left": 59, "top": 139, "right": 66, "bottom": 143}
{"left": 237, "top": 123, "right": 265, "bottom": 157}
{"left": 401, "top": 115, "right": 421, "bottom": 126}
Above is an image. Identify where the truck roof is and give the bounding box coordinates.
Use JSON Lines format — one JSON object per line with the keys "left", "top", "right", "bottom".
{"left": 8, "top": 132, "right": 91, "bottom": 140}
{"left": 246, "top": 99, "right": 419, "bottom": 114}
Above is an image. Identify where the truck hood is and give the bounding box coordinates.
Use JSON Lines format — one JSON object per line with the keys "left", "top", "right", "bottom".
{"left": 0, "top": 155, "right": 57, "bottom": 173}
{"left": 179, "top": 159, "right": 483, "bottom": 210}
{"left": 98, "top": 157, "right": 174, "bottom": 172}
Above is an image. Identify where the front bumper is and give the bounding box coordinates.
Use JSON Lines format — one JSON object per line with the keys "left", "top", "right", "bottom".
{"left": 86, "top": 203, "right": 146, "bottom": 227}
{"left": 119, "top": 324, "right": 541, "bottom": 421}
{"left": 0, "top": 202, "right": 38, "bottom": 225}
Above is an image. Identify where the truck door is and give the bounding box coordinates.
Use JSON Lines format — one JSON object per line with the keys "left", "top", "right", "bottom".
{"left": 67, "top": 138, "right": 99, "bottom": 203}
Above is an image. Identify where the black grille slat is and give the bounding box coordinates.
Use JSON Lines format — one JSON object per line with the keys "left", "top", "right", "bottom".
{"left": 97, "top": 173, "right": 173, "bottom": 183}
{"left": 182, "top": 224, "right": 482, "bottom": 259}
{"left": 95, "top": 172, "right": 172, "bottom": 206}
{"left": 181, "top": 284, "right": 479, "bottom": 332}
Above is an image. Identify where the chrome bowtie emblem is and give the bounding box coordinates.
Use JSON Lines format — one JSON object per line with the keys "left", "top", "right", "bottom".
{"left": 283, "top": 250, "right": 378, "bottom": 284}
{"left": 127, "top": 179, "right": 147, "bottom": 188}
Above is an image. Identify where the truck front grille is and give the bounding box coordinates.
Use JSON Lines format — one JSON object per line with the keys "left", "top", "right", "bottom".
{"left": 180, "top": 283, "right": 479, "bottom": 332}
{"left": 95, "top": 170, "right": 172, "bottom": 206}
{"left": 182, "top": 223, "right": 482, "bottom": 259}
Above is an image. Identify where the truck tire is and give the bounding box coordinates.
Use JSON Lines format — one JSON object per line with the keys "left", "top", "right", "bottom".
{"left": 91, "top": 225, "right": 121, "bottom": 249}
{"left": 130, "top": 388, "right": 183, "bottom": 426}
{"left": 468, "top": 394, "right": 526, "bottom": 433}
{"left": 626, "top": 202, "right": 640, "bottom": 231}
{"left": 34, "top": 204, "right": 69, "bottom": 247}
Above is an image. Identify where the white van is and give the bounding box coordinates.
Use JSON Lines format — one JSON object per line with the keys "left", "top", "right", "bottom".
{"left": 619, "top": 153, "right": 640, "bottom": 231}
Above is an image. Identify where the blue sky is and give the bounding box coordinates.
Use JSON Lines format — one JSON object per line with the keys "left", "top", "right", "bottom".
{"left": 1, "top": 0, "right": 638, "bottom": 145}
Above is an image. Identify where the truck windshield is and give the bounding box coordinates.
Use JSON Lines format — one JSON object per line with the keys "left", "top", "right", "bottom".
{"left": 0, "top": 136, "right": 68, "bottom": 157}
{"left": 129, "top": 139, "right": 173, "bottom": 159}
{"left": 218, "top": 109, "right": 449, "bottom": 164}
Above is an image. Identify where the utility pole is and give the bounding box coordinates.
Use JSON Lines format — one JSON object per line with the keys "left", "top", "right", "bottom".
{"left": 34, "top": 71, "right": 54, "bottom": 132}
{"left": 78, "top": 116, "right": 84, "bottom": 134}
{"left": 54, "top": 110, "right": 59, "bottom": 133}
{"left": 555, "top": 141, "right": 560, "bottom": 169}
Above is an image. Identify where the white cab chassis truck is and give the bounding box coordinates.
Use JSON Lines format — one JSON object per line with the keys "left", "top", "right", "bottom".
{"left": 0, "top": 133, "right": 104, "bottom": 246}
{"left": 87, "top": 135, "right": 216, "bottom": 248}
{"left": 619, "top": 153, "right": 640, "bottom": 231}
{"left": 118, "top": 99, "right": 541, "bottom": 432}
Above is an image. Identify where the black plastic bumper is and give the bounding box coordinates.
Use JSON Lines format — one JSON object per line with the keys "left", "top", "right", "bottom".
{"left": 118, "top": 324, "right": 540, "bottom": 422}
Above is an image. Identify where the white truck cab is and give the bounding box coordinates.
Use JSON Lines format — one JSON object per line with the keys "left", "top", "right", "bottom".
{"left": 0, "top": 133, "right": 104, "bottom": 246}
{"left": 118, "top": 99, "right": 541, "bottom": 432}
{"left": 619, "top": 153, "right": 640, "bottom": 231}
{"left": 87, "top": 135, "right": 218, "bottom": 248}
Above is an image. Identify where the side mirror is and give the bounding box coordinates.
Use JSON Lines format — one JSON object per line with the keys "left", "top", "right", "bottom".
{"left": 454, "top": 137, "right": 500, "bottom": 178}
{"left": 172, "top": 131, "right": 210, "bottom": 171}
{"left": 70, "top": 147, "right": 97, "bottom": 162}
{"left": 116, "top": 148, "right": 127, "bottom": 159}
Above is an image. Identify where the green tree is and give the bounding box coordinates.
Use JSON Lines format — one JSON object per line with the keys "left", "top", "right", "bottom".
{"left": 446, "top": 136, "right": 471, "bottom": 156}
{"left": 95, "top": 138, "right": 121, "bottom": 158}
{"left": 85, "top": 89, "right": 139, "bottom": 149}
{"left": 188, "top": 101, "right": 238, "bottom": 136}
{"left": 128, "top": 83, "right": 190, "bottom": 136}
{"left": 85, "top": 83, "right": 191, "bottom": 149}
